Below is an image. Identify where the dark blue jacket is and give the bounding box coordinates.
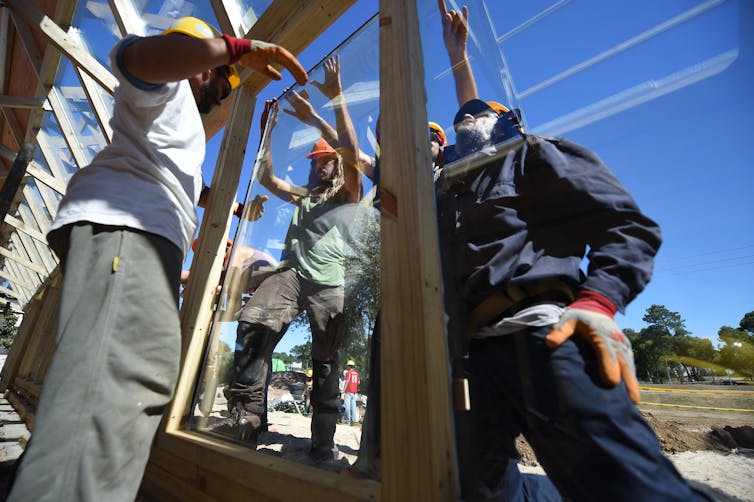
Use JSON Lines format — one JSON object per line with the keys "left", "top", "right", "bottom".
{"left": 437, "top": 135, "right": 661, "bottom": 323}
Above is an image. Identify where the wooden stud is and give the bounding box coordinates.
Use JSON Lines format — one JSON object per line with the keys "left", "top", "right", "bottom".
{"left": 107, "top": 0, "right": 145, "bottom": 38}
{"left": 46, "top": 86, "right": 88, "bottom": 169}
{"left": 379, "top": 0, "right": 458, "bottom": 500}
{"left": 165, "top": 84, "right": 256, "bottom": 433}
{"left": 0, "top": 244, "right": 46, "bottom": 275}
{"left": 4, "top": 0, "right": 117, "bottom": 95}
{"left": 5, "top": 210, "right": 46, "bottom": 241}
{"left": 0, "top": 95, "right": 46, "bottom": 110}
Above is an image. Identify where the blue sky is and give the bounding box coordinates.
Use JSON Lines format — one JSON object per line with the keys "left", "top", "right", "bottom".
{"left": 58, "top": 0, "right": 752, "bottom": 353}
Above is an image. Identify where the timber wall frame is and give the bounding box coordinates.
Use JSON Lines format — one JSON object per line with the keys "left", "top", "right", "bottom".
{"left": 0, "top": 0, "right": 458, "bottom": 500}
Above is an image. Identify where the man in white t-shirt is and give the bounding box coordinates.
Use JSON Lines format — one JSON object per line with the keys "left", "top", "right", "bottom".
{"left": 8, "top": 17, "right": 306, "bottom": 502}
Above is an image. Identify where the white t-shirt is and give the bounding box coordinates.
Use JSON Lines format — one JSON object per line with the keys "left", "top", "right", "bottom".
{"left": 49, "top": 36, "right": 205, "bottom": 259}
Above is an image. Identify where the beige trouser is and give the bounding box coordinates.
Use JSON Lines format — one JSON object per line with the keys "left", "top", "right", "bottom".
{"left": 8, "top": 223, "right": 182, "bottom": 502}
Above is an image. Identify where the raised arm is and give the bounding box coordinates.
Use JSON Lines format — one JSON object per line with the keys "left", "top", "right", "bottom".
{"left": 439, "top": 0, "right": 478, "bottom": 106}
{"left": 283, "top": 90, "right": 339, "bottom": 145}
{"left": 256, "top": 100, "right": 307, "bottom": 203}
{"left": 122, "top": 33, "right": 307, "bottom": 86}
{"left": 285, "top": 89, "right": 376, "bottom": 181}
{"left": 311, "top": 56, "right": 362, "bottom": 203}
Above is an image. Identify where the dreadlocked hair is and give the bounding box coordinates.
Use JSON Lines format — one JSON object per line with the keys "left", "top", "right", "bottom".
{"left": 307, "top": 152, "right": 345, "bottom": 202}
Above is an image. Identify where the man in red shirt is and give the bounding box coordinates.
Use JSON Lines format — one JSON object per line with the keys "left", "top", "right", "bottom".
{"left": 342, "top": 360, "right": 360, "bottom": 425}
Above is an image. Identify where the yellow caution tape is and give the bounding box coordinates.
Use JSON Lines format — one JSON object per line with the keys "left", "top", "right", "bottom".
{"left": 640, "top": 386, "right": 754, "bottom": 396}
{"left": 639, "top": 402, "right": 754, "bottom": 413}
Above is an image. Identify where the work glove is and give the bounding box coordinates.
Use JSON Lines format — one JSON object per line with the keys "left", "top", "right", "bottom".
{"left": 221, "top": 34, "right": 307, "bottom": 86}
{"left": 545, "top": 290, "right": 640, "bottom": 403}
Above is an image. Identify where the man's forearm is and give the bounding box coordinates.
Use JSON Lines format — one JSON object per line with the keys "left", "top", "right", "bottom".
{"left": 122, "top": 36, "right": 230, "bottom": 85}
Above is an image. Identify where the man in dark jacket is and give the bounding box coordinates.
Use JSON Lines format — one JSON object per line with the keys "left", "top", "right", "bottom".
{"left": 440, "top": 97, "right": 701, "bottom": 501}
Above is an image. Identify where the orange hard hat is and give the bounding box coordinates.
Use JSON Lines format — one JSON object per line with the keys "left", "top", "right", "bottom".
{"left": 428, "top": 121, "right": 447, "bottom": 147}
{"left": 305, "top": 138, "right": 337, "bottom": 159}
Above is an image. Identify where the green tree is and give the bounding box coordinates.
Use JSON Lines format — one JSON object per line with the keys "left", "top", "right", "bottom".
{"left": 290, "top": 339, "right": 312, "bottom": 365}
{"left": 717, "top": 311, "right": 754, "bottom": 380}
{"left": 739, "top": 311, "right": 754, "bottom": 335}
{"left": 273, "top": 352, "right": 294, "bottom": 366}
{"left": 0, "top": 302, "right": 19, "bottom": 349}
{"left": 632, "top": 305, "right": 702, "bottom": 382}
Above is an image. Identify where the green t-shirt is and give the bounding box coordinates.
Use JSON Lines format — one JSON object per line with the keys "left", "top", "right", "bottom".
{"left": 281, "top": 195, "right": 357, "bottom": 287}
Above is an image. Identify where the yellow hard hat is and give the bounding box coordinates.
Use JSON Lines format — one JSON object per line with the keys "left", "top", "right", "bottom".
{"left": 347, "top": 359, "right": 355, "bottom": 367}
{"left": 163, "top": 17, "right": 241, "bottom": 89}
{"left": 306, "top": 369, "right": 313, "bottom": 378}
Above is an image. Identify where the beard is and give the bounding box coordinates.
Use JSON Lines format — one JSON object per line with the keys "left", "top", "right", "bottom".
{"left": 455, "top": 117, "right": 495, "bottom": 157}
{"left": 196, "top": 79, "right": 222, "bottom": 114}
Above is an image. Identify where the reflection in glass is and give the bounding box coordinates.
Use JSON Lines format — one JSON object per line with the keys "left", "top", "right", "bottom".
{"left": 188, "top": 16, "right": 380, "bottom": 472}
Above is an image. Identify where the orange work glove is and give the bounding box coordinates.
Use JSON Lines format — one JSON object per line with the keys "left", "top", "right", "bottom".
{"left": 221, "top": 34, "right": 307, "bottom": 86}
{"left": 545, "top": 290, "right": 640, "bottom": 403}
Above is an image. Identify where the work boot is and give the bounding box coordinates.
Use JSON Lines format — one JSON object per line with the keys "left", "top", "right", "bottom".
{"left": 207, "top": 402, "right": 263, "bottom": 448}
{"left": 309, "top": 444, "right": 340, "bottom": 464}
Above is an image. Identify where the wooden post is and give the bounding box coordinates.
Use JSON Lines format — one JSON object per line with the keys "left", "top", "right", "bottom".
{"left": 379, "top": 0, "right": 458, "bottom": 500}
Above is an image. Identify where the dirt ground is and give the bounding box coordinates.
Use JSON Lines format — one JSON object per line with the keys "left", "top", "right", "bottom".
{"left": 204, "top": 376, "right": 754, "bottom": 500}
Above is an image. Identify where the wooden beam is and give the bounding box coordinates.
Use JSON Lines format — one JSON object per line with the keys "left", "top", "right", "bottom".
{"left": 9, "top": 10, "right": 44, "bottom": 79}
{"left": 210, "top": 0, "right": 243, "bottom": 37}
{"left": 165, "top": 85, "right": 256, "bottom": 433}
{"left": 0, "top": 284, "right": 20, "bottom": 299}
{"left": 25, "top": 161, "right": 67, "bottom": 195}
{"left": 22, "top": 186, "right": 51, "bottom": 234}
{"left": 0, "top": 10, "right": 10, "bottom": 94}
{"left": 4, "top": 213, "right": 47, "bottom": 244}
{"left": 107, "top": 0, "right": 145, "bottom": 37}
{"left": 0, "top": 267, "right": 35, "bottom": 292}
{"left": 34, "top": 133, "right": 70, "bottom": 191}
{"left": 379, "top": 0, "right": 457, "bottom": 500}
{"left": 2, "top": 261, "right": 32, "bottom": 304}
{"left": 0, "top": 95, "right": 46, "bottom": 109}
{"left": 4, "top": 0, "right": 117, "bottom": 95}
{"left": 0, "top": 245, "right": 46, "bottom": 275}
{"left": 18, "top": 186, "right": 51, "bottom": 234}
{"left": 46, "top": 86, "right": 88, "bottom": 169}
{"left": 73, "top": 65, "right": 113, "bottom": 143}
{"left": 10, "top": 233, "right": 46, "bottom": 282}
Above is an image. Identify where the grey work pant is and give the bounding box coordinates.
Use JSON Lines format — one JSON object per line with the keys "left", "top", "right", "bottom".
{"left": 8, "top": 223, "right": 182, "bottom": 502}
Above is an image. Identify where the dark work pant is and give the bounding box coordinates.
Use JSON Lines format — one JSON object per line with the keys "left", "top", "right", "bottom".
{"left": 459, "top": 325, "right": 699, "bottom": 502}
{"left": 227, "top": 269, "right": 345, "bottom": 448}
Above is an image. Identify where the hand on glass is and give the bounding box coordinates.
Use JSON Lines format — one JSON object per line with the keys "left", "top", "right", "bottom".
{"left": 311, "top": 56, "right": 343, "bottom": 101}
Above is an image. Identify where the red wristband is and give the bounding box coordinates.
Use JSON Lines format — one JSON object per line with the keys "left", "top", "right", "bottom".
{"left": 221, "top": 34, "right": 252, "bottom": 65}
{"left": 569, "top": 290, "right": 618, "bottom": 317}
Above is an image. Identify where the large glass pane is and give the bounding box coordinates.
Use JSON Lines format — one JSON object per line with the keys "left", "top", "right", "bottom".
{"left": 418, "top": 0, "right": 752, "bottom": 498}
{"left": 187, "top": 15, "right": 380, "bottom": 472}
